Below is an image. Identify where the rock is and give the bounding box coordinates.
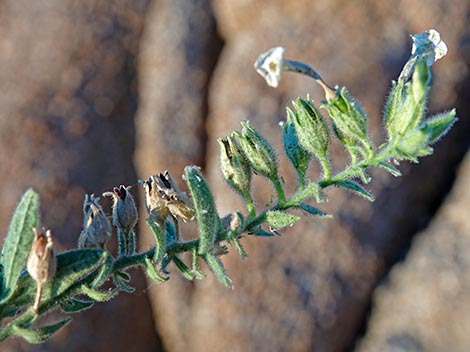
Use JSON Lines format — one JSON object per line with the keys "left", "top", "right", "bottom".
{"left": 357, "top": 151, "right": 470, "bottom": 352}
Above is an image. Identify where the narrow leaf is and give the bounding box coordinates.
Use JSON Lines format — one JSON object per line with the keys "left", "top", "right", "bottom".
{"left": 249, "top": 228, "right": 274, "bottom": 237}
{"left": 147, "top": 218, "right": 166, "bottom": 263}
{"left": 185, "top": 166, "right": 220, "bottom": 255}
{"left": 113, "top": 275, "right": 135, "bottom": 293}
{"left": 144, "top": 257, "right": 168, "bottom": 283}
{"left": 203, "top": 253, "right": 232, "bottom": 288}
{"left": 419, "top": 109, "right": 457, "bottom": 144}
{"left": 265, "top": 211, "right": 300, "bottom": 229}
{"left": 80, "top": 284, "right": 117, "bottom": 302}
{"left": 12, "top": 316, "right": 72, "bottom": 344}
{"left": 0, "top": 189, "right": 39, "bottom": 301}
{"left": 298, "top": 203, "right": 332, "bottom": 218}
{"left": 335, "top": 180, "right": 375, "bottom": 201}
{"left": 60, "top": 298, "right": 94, "bottom": 313}
{"left": 172, "top": 256, "right": 194, "bottom": 281}
{"left": 378, "top": 161, "right": 402, "bottom": 177}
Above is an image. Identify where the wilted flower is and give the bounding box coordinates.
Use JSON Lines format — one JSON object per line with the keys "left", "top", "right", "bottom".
{"left": 254, "top": 46, "right": 285, "bottom": 87}
{"left": 78, "top": 194, "right": 112, "bottom": 249}
{"left": 140, "top": 171, "right": 196, "bottom": 224}
{"left": 27, "top": 228, "right": 56, "bottom": 312}
{"left": 399, "top": 29, "right": 448, "bottom": 82}
{"left": 411, "top": 29, "right": 448, "bottom": 65}
{"left": 103, "top": 185, "right": 138, "bottom": 234}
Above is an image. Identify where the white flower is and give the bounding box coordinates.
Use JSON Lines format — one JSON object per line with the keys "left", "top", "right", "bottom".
{"left": 254, "top": 46, "right": 285, "bottom": 87}
{"left": 411, "top": 29, "right": 448, "bottom": 66}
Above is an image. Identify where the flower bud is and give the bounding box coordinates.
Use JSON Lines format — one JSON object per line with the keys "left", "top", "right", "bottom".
{"left": 218, "top": 136, "right": 252, "bottom": 199}
{"left": 291, "top": 98, "right": 330, "bottom": 159}
{"left": 78, "top": 194, "right": 112, "bottom": 249}
{"left": 103, "top": 185, "right": 138, "bottom": 234}
{"left": 27, "top": 228, "right": 56, "bottom": 311}
{"left": 234, "top": 121, "right": 279, "bottom": 181}
{"left": 281, "top": 108, "right": 311, "bottom": 184}
{"left": 27, "top": 228, "right": 56, "bottom": 285}
{"left": 322, "top": 88, "right": 369, "bottom": 147}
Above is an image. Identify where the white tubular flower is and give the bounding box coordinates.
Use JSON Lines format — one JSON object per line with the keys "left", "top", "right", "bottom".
{"left": 411, "top": 29, "right": 448, "bottom": 66}
{"left": 254, "top": 46, "right": 285, "bottom": 87}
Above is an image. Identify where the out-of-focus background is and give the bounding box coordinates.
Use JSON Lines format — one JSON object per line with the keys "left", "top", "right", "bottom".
{"left": 0, "top": 0, "right": 469, "bottom": 351}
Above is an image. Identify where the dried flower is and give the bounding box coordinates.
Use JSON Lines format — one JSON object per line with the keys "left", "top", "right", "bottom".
{"left": 27, "top": 228, "right": 56, "bottom": 312}
{"left": 140, "top": 171, "right": 195, "bottom": 224}
{"left": 78, "top": 194, "right": 112, "bottom": 249}
{"left": 103, "top": 185, "right": 138, "bottom": 234}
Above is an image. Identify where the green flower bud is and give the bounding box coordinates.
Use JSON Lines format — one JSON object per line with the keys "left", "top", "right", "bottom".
{"left": 385, "top": 59, "right": 431, "bottom": 141}
{"left": 218, "top": 136, "right": 252, "bottom": 199}
{"left": 291, "top": 98, "right": 329, "bottom": 157}
{"left": 184, "top": 166, "right": 220, "bottom": 255}
{"left": 78, "top": 194, "right": 112, "bottom": 249}
{"left": 234, "top": 121, "right": 279, "bottom": 181}
{"left": 322, "top": 87, "right": 369, "bottom": 146}
{"left": 281, "top": 108, "right": 311, "bottom": 185}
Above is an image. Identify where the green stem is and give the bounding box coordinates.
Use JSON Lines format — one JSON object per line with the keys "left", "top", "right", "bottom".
{"left": 272, "top": 176, "right": 286, "bottom": 205}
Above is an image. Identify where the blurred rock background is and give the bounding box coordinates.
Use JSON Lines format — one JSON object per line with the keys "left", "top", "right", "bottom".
{"left": 0, "top": 0, "right": 468, "bottom": 351}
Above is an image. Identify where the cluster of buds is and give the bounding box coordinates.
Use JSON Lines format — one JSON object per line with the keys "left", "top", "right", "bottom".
{"left": 27, "top": 228, "right": 56, "bottom": 312}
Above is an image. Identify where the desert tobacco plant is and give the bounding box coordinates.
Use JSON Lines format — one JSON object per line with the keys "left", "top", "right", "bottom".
{"left": 0, "top": 29, "right": 456, "bottom": 343}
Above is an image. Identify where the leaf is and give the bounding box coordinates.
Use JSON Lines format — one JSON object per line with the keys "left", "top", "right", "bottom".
{"left": 249, "top": 228, "right": 274, "bottom": 237}
{"left": 115, "top": 270, "right": 131, "bottom": 282}
{"left": 185, "top": 166, "right": 221, "bottom": 255}
{"left": 419, "top": 109, "right": 457, "bottom": 144}
{"left": 298, "top": 203, "right": 332, "bottom": 218}
{"left": 172, "top": 255, "right": 194, "bottom": 281}
{"left": 60, "top": 298, "right": 94, "bottom": 313}
{"left": 146, "top": 218, "right": 166, "bottom": 263}
{"left": 11, "top": 316, "right": 72, "bottom": 344}
{"left": 80, "top": 285, "right": 117, "bottom": 302}
{"left": 378, "top": 161, "right": 402, "bottom": 177}
{"left": 265, "top": 211, "right": 300, "bottom": 229}
{"left": 143, "top": 257, "right": 168, "bottom": 283}
{"left": 113, "top": 275, "right": 135, "bottom": 293}
{"left": 0, "top": 189, "right": 39, "bottom": 302}
{"left": 335, "top": 180, "right": 375, "bottom": 201}
{"left": 203, "top": 253, "right": 232, "bottom": 288}
{"left": 287, "top": 182, "right": 320, "bottom": 205}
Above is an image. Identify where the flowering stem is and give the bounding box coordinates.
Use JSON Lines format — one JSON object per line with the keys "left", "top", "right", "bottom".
{"left": 272, "top": 176, "right": 286, "bottom": 205}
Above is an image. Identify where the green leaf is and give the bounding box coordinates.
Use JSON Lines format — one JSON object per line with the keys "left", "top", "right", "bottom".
{"left": 249, "top": 228, "right": 274, "bottom": 237}
{"left": 80, "top": 284, "right": 117, "bottom": 302}
{"left": 144, "top": 257, "right": 168, "bottom": 283}
{"left": 231, "top": 237, "right": 248, "bottom": 259}
{"left": 11, "top": 316, "right": 72, "bottom": 344}
{"left": 298, "top": 203, "right": 332, "bottom": 218}
{"left": 185, "top": 166, "right": 221, "bottom": 255}
{"left": 113, "top": 275, "right": 135, "bottom": 293}
{"left": 203, "top": 253, "right": 232, "bottom": 288}
{"left": 378, "top": 161, "right": 402, "bottom": 177}
{"left": 0, "top": 189, "right": 39, "bottom": 302}
{"left": 335, "top": 180, "right": 375, "bottom": 201}
{"left": 116, "top": 270, "right": 131, "bottom": 282}
{"left": 286, "top": 182, "right": 320, "bottom": 206}
{"left": 60, "top": 297, "right": 94, "bottom": 313}
{"left": 419, "top": 109, "right": 457, "bottom": 144}
{"left": 146, "top": 218, "right": 166, "bottom": 263}
{"left": 265, "top": 211, "right": 300, "bottom": 229}
{"left": 172, "top": 255, "right": 194, "bottom": 281}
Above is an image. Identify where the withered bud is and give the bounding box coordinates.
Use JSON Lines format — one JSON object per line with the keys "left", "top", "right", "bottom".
{"left": 78, "top": 194, "right": 112, "bottom": 249}
{"left": 103, "top": 185, "right": 138, "bottom": 234}
{"left": 140, "top": 171, "right": 195, "bottom": 223}
{"left": 27, "top": 228, "right": 56, "bottom": 312}
{"left": 27, "top": 228, "right": 56, "bottom": 285}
